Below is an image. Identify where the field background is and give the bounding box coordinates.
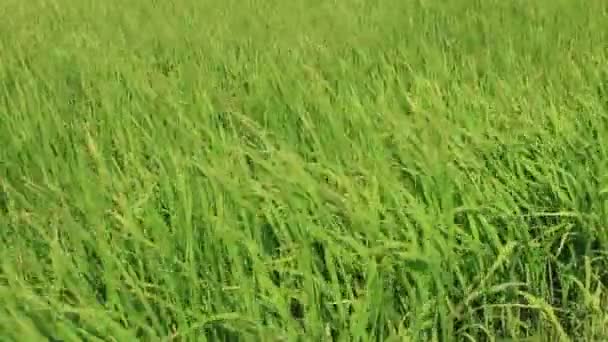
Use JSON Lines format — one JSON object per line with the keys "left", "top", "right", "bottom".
{"left": 1, "top": 0, "right": 608, "bottom": 341}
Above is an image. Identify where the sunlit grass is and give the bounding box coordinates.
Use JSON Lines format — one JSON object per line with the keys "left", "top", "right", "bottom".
{"left": 1, "top": 0, "right": 608, "bottom": 340}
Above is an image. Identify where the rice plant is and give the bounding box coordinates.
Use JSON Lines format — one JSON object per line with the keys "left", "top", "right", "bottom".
{"left": 1, "top": 0, "right": 607, "bottom": 340}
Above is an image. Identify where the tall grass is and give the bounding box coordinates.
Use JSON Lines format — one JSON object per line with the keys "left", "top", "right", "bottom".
{"left": 1, "top": 0, "right": 608, "bottom": 340}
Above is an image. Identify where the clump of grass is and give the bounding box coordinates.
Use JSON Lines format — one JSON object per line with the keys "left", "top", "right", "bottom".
{"left": 1, "top": 0, "right": 608, "bottom": 341}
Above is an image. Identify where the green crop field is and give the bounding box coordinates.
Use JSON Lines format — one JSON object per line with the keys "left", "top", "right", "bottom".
{"left": 1, "top": 0, "right": 607, "bottom": 341}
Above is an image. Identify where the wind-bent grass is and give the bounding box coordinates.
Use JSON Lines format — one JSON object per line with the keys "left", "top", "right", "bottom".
{"left": 1, "top": 0, "right": 608, "bottom": 341}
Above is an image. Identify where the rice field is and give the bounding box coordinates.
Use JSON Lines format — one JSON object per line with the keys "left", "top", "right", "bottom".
{"left": 1, "top": 0, "right": 608, "bottom": 341}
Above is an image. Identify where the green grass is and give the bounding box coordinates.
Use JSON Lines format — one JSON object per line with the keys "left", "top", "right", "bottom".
{"left": 1, "top": 0, "right": 608, "bottom": 340}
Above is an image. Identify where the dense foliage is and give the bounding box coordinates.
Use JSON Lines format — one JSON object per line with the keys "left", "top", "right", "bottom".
{"left": 1, "top": 0, "right": 607, "bottom": 340}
